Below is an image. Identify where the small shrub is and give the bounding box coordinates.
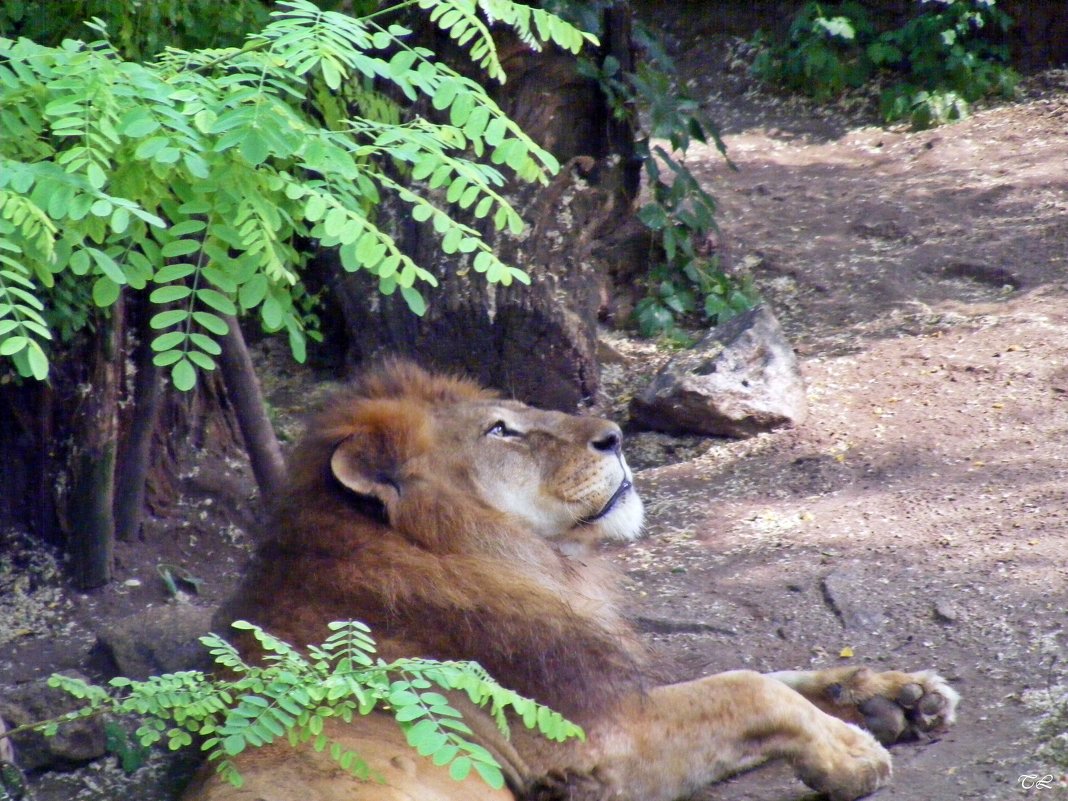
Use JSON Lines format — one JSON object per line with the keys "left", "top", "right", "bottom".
{"left": 0, "top": 0, "right": 271, "bottom": 58}
{"left": 752, "top": 0, "right": 1018, "bottom": 128}
{"left": 751, "top": 1, "right": 877, "bottom": 102}
{"left": 0, "top": 761, "right": 26, "bottom": 801}
{"left": 1028, "top": 682, "right": 1068, "bottom": 780}
{"left": 573, "top": 21, "right": 757, "bottom": 340}
{"left": 876, "top": 0, "right": 1017, "bottom": 126}
{"left": 1, "top": 621, "right": 583, "bottom": 791}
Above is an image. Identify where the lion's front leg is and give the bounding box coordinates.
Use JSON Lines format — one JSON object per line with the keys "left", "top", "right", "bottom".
{"left": 768, "top": 666, "right": 959, "bottom": 745}
{"left": 543, "top": 671, "right": 891, "bottom": 801}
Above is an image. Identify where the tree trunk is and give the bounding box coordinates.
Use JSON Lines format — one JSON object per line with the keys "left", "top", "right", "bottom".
{"left": 113, "top": 298, "right": 163, "bottom": 541}
{"left": 218, "top": 314, "right": 286, "bottom": 499}
{"left": 333, "top": 168, "right": 611, "bottom": 410}
{"left": 331, "top": 3, "right": 649, "bottom": 411}
{"left": 0, "top": 383, "right": 57, "bottom": 543}
{"left": 67, "top": 303, "right": 123, "bottom": 590}
{"left": 1, "top": 300, "right": 250, "bottom": 576}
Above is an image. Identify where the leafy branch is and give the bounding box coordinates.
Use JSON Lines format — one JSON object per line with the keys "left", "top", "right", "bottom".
{"left": 573, "top": 26, "right": 757, "bottom": 341}
{"left": 0, "top": 0, "right": 596, "bottom": 389}
{"left": 0, "top": 620, "right": 583, "bottom": 791}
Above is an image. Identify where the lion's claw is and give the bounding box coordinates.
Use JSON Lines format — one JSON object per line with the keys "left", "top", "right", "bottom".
{"left": 859, "top": 695, "right": 907, "bottom": 744}
{"left": 905, "top": 683, "right": 955, "bottom": 738}
{"left": 864, "top": 669, "right": 959, "bottom": 744}
{"left": 801, "top": 666, "right": 960, "bottom": 745}
{"left": 895, "top": 682, "right": 924, "bottom": 708}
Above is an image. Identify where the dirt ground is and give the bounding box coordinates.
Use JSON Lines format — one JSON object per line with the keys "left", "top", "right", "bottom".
{"left": 4, "top": 23, "right": 1068, "bottom": 801}
{"left": 607, "top": 29, "right": 1068, "bottom": 801}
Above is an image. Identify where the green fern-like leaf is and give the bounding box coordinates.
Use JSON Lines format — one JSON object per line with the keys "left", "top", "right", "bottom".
{"left": 33, "top": 621, "right": 583, "bottom": 791}
{"left": 0, "top": 0, "right": 593, "bottom": 385}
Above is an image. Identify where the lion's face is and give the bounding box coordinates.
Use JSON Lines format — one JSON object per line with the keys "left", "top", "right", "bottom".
{"left": 434, "top": 400, "right": 644, "bottom": 544}
{"left": 326, "top": 383, "right": 644, "bottom": 548}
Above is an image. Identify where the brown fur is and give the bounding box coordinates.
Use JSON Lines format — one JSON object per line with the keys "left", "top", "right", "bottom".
{"left": 217, "top": 361, "right": 646, "bottom": 721}
{"left": 199, "top": 362, "right": 959, "bottom": 801}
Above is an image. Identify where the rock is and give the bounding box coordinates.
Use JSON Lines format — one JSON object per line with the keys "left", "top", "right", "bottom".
{"left": 595, "top": 337, "right": 630, "bottom": 366}
{"left": 1050, "top": 365, "right": 1068, "bottom": 395}
{"left": 933, "top": 600, "right": 962, "bottom": 624}
{"left": 821, "top": 566, "right": 886, "bottom": 633}
{"left": 94, "top": 604, "right": 214, "bottom": 681}
{"left": 0, "top": 715, "right": 13, "bottom": 764}
{"left": 0, "top": 672, "right": 106, "bottom": 770}
{"left": 629, "top": 305, "right": 807, "bottom": 437}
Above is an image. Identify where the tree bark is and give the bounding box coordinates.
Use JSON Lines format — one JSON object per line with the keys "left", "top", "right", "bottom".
{"left": 67, "top": 303, "right": 123, "bottom": 590}
{"left": 333, "top": 166, "right": 610, "bottom": 410}
{"left": 0, "top": 383, "right": 56, "bottom": 542}
{"left": 113, "top": 300, "right": 163, "bottom": 542}
{"left": 331, "top": 5, "right": 648, "bottom": 410}
{"left": 218, "top": 314, "right": 286, "bottom": 499}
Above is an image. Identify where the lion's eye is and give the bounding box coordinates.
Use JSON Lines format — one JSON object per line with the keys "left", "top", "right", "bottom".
{"left": 485, "top": 420, "right": 523, "bottom": 438}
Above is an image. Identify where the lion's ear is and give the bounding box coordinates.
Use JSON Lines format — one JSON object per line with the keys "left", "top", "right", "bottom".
{"left": 329, "top": 435, "right": 401, "bottom": 518}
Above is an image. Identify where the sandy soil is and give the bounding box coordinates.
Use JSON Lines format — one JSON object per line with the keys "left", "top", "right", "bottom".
{"left": 605, "top": 34, "right": 1068, "bottom": 801}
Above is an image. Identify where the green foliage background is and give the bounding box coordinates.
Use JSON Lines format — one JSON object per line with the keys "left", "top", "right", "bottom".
{"left": 0, "top": 0, "right": 271, "bottom": 58}
{"left": 564, "top": 9, "right": 757, "bottom": 341}
{"left": 0, "top": 0, "right": 594, "bottom": 389}
{"left": 752, "top": 0, "right": 1018, "bottom": 128}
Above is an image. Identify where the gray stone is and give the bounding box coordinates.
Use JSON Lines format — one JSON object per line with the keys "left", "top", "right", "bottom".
{"left": 94, "top": 603, "right": 214, "bottom": 681}
{"left": 629, "top": 305, "right": 807, "bottom": 437}
{"left": 0, "top": 715, "right": 13, "bottom": 763}
{"left": 0, "top": 672, "right": 106, "bottom": 770}
{"left": 933, "top": 599, "right": 962, "bottom": 624}
{"left": 821, "top": 566, "right": 886, "bottom": 633}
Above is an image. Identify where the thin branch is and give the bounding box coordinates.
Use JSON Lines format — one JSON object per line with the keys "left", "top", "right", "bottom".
{"left": 217, "top": 314, "right": 286, "bottom": 499}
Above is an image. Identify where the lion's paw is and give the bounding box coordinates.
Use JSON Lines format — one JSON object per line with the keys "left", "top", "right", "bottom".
{"left": 838, "top": 668, "right": 960, "bottom": 745}
{"left": 796, "top": 722, "right": 892, "bottom": 801}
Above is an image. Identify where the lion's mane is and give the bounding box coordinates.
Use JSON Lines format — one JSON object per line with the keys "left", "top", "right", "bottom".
{"left": 216, "top": 362, "right": 649, "bottom": 720}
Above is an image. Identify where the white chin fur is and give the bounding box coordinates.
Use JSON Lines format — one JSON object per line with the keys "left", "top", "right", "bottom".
{"left": 594, "top": 487, "right": 645, "bottom": 542}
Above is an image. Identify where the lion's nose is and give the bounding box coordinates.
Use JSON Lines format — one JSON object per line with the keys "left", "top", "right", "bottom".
{"left": 590, "top": 426, "right": 623, "bottom": 456}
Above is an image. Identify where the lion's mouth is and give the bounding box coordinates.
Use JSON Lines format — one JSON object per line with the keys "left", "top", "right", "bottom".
{"left": 578, "top": 479, "right": 633, "bottom": 525}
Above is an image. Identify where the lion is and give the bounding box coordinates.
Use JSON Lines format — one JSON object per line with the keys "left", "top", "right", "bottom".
{"left": 183, "top": 361, "right": 958, "bottom": 801}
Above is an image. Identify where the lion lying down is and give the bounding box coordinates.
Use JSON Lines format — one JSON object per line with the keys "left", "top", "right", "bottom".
{"left": 183, "top": 361, "right": 958, "bottom": 801}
